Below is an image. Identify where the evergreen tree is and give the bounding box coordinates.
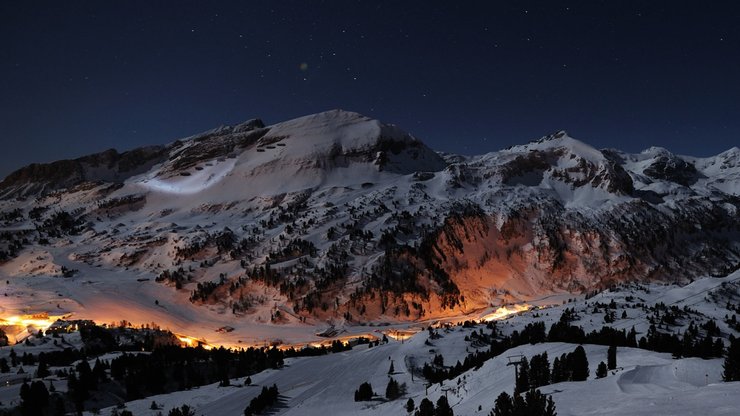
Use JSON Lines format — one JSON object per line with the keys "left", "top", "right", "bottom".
{"left": 385, "top": 377, "right": 401, "bottom": 400}
{"left": 529, "top": 352, "right": 550, "bottom": 388}
{"left": 389, "top": 361, "right": 395, "bottom": 374}
{"left": 354, "top": 381, "right": 374, "bottom": 401}
{"left": 514, "top": 357, "right": 530, "bottom": 395}
{"left": 596, "top": 361, "right": 608, "bottom": 378}
{"left": 406, "top": 398, "right": 415, "bottom": 413}
{"left": 544, "top": 395, "right": 557, "bottom": 416}
{"left": 491, "top": 391, "right": 513, "bottom": 416}
{"left": 20, "top": 380, "right": 49, "bottom": 416}
{"left": 92, "top": 358, "right": 107, "bottom": 383}
{"left": 523, "top": 389, "right": 550, "bottom": 416}
{"left": 607, "top": 345, "right": 617, "bottom": 370}
{"left": 416, "top": 398, "right": 435, "bottom": 416}
{"left": 36, "top": 357, "right": 50, "bottom": 378}
{"left": 169, "top": 404, "right": 196, "bottom": 416}
{"left": 551, "top": 357, "right": 565, "bottom": 383}
{"left": 626, "top": 327, "right": 637, "bottom": 347}
{"left": 31, "top": 380, "right": 49, "bottom": 408}
{"left": 435, "top": 396, "right": 454, "bottom": 416}
{"left": 53, "top": 396, "right": 66, "bottom": 416}
{"left": 723, "top": 335, "right": 740, "bottom": 382}
{"left": 77, "top": 359, "right": 96, "bottom": 391}
{"left": 491, "top": 389, "right": 557, "bottom": 416}
{"left": 713, "top": 338, "right": 725, "bottom": 358}
{"left": 570, "top": 346, "right": 589, "bottom": 381}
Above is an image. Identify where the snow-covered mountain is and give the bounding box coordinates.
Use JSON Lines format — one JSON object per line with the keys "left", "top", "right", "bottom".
{"left": 0, "top": 110, "right": 738, "bottom": 343}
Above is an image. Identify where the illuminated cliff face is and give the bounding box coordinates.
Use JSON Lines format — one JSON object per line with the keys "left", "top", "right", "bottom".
{"left": 424, "top": 199, "right": 738, "bottom": 309}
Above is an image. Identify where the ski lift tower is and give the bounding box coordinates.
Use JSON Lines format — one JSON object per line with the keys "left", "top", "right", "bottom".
{"left": 507, "top": 354, "right": 525, "bottom": 380}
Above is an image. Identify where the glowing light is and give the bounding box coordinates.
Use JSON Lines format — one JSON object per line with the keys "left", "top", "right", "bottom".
{"left": 0, "top": 313, "right": 64, "bottom": 331}
{"left": 0, "top": 313, "right": 67, "bottom": 343}
{"left": 481, "top": 304, "right": 531, "bottom": 322}
{"left": 176, "top": 334, "right": 212, "bottom": 350}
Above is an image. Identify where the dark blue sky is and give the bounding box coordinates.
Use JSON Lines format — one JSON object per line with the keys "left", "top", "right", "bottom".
{"left": 1, "top": 1, "right": 739, "bottom": 178}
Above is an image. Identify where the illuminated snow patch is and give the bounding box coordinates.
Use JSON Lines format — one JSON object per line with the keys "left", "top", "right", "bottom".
{"left": 137, "top": 159, "right": 236, "bottom": 195}
{"left": 481, "top": 304, "right": 531, "bottom": 321}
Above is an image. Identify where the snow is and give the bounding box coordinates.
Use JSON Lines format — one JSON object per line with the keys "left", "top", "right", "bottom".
{"left": 0, "top": 111, "right": 738, "bottom": 414}
{"left": 0, "top": 272, "right": 737, "bottom": 415}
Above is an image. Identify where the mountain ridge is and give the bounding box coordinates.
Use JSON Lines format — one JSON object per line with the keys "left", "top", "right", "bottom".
{"left": 0, "top": 109, "right": 738, "bottom": 336}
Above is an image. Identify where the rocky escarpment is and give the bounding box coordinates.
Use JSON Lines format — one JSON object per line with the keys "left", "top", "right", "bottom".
{"left": 0, "top": 146, "right": 169, "bottom": 199}
{"left": 422, "top": 197, "right": 740, "bottom": 308}
{"left": 643, "top": 153, "right": 700, "bottom": 186}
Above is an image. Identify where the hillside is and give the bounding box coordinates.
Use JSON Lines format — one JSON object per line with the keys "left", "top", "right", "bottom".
{"left": 1, "top": 272, "right": 738, "bottom": 415}
{"left": 0, "top": 110, "right": 738, "bottom": 348}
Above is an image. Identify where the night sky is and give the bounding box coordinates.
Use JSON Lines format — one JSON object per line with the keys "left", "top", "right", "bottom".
{"left": 1, "top": 1, "right": 739, "bottom": 178}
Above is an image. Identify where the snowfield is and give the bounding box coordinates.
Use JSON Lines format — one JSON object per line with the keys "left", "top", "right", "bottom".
{"left": 0, "top": 110, "right": 739, "bottom": 414}
{"left": 81, "top": 342, "right": 736, "bottom": 416}
{"left": 1, "top": 272, "right": 737, "bottom": 415}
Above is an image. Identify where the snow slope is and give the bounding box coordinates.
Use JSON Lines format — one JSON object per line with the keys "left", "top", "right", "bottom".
{"left": 52, "top": 272, "right": 737, "bottom": 416}
{"left": 0, "top": 110, "right": 737, "bottom": 349}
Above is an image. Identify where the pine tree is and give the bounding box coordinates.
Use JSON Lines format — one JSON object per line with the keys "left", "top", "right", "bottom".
{"left": 389, "top": 361, "right": 395, "bottom": 374}
{"left": 551, "top": 357, "right": 565, "bottom": 383}
{"left": 9, "top": 348, "right": 17, "bottom": 367}
{"left": 169, "top": 404, "right": 196, "bottom": 416}
{"left": 544, "top": 395, "right": 557, "bottom": 416}
{"left": 53, "top": 396, "right": 66, "bottom": 416}
{"left": 416, "top": 398, "right": 435, "bottom": 416}
{"left": 523, "top": 389, "right": 549, "bottom": 415}
{"left": 515, "top": 357, "right": 530, "bottom": 395}
{"left": 627, "top": 327, "right": 637, "bottom": 347}
{"left": 406, "top": 398, "right": 415, "bottom": 413}
{"left": 596, "top": 361, "right": 608, "bottom": 378}
{"left": 491, "top": 391, "right": 513, "bottom": 416}
{"left": 713, "top": 338, "right": 725, "bottom": 357}
{"left": 36, "top": 359, "right": 50, "bottom": 378}
{"left": 723, "top": 335, "right": 740, "bottom": 382}
{"left": 570, "top": 346, "right": 589, "bottom": 381}
{"left": 491, "top": 389, "right": 557, "bottom": 416}
{"left": 607, "top": 345, "right": 617, "bottom": 370}
{"left": 435, "top": 396, "right": 454, "bottom": 416}
{"left": 529, "top": 352, "right": 550, "bottom": 388}
{"left": 385, "top": 377, "right": 401, "bottom": 400}
{"left": 354, "top": 381, "right": 374, "bottom": 401}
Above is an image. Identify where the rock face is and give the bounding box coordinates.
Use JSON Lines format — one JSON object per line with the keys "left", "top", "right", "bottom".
{"left": 0, "top": 146, "right": 169, "bottom": 199}
{"left": 0, "top": 110, "right": 738, "bottom": 324}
